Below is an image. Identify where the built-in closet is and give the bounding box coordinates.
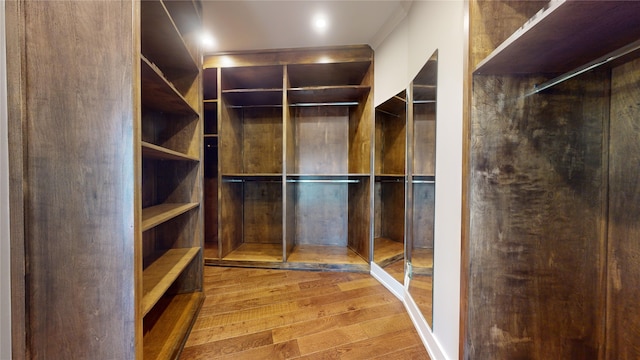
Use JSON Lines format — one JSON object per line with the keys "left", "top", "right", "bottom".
{"left": 203, "top": 46, "right": 374, "bottom": 271}
{"left": 7, "top": 1, "right": 204, "bottom": 358}
{"left": 464, "top": 1, "right": 640, "bottom": 358}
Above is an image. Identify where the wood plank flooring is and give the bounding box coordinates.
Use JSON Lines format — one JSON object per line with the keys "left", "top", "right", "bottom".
{"left": 179, "top": 266, "right": 430, "bottom": 359}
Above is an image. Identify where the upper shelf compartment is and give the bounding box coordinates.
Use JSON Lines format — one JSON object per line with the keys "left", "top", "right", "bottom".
{"left": 288, "top": 61, "right": 371, "bottom": 88}
{"left": 221, "top": 65, "right": 283, "bottom": 107}
{"left": 474, "top": 0, "right": 640, "bottom": 75}
{"left": 141, "top": 0, "right": 199, "bottom": 88}
{"left": 287, "top": 62, "right": 371, "bottom": 105}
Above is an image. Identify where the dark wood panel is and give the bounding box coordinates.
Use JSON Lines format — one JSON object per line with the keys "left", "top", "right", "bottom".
{"left": 606, "top": 57, "right": 640, "bottom": 359}
{"left": 18, "top": 1, "right": 137, "bottom": 358}
{"left": 294, "top": 182, "right": 348, "bottom": 246}
{"left": 375, "top": 181, "right": 405, "bottom": 243}
{"left": 203, "top": 68, "right": 218, "bottom": 100}
{"left": 288, "top": 61, "right": 371, "bottom": 87}
{"left": 142, "top": 160, "right": 200, "bottom": 205}
{"left": 204, "top": 177, "right": 218, "bottom": 244}
{"left": 220, "top": 182, "right": 243, "bottom": 257}
{"left": 142, "top": 107, "right": 200, "bottom": 158}
{"left": 293, "top": 106, "right": 350, "bottom": 174}
{"left": 221, "top": 65, "right": 283, "bottom": 90}
{"left": 467, "top": 72, "right": 608, "bottom": 359}
{"left": 219, "top": 103, "right": 243, "bottom": 173}
{"left": 348, "top": 179, "right": 371, "bottom": 261}
{"left": 375, "top": 110, "right": 406, "bottom": 176}
{"left": 412, "top": 183, "right": 434, "bottom": 250}
{"left": 470, "top": 0, "right": 547, "bottom": 69}
{"left": 349, "top": 84, "right": 373, "bottom": 174}
{"left": 6, "top": 0, "right": 27, "bottom": 356}
{"left": 241, "top": 107, "right": 283, "bottom": 174}
{"left": 475, "top": 1, "right": 640, "bottom": 75}
{"left": 413, "top": 103, "right": 436, "bottom": 176}
{"left": 243, "top": 181, "right": 283, "bottom": 244}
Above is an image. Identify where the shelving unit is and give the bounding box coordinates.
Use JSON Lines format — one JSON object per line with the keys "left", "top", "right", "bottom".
{"left": 140, "top": 1, "right": 204, "bottom": 358}
{"left": 373, "top": 91, "right": 407, "bottom": 268}
{"left": 465, "top": 1, "right": 640, "bottom": 358}
{"left": 204, "top": 46, "right": 373, "bottom": 270}
{"left": 203, "top": 67, "right": 219, "bottom": 259}
{"left": 6, "top": 0, "right": 204, "bottom": 358}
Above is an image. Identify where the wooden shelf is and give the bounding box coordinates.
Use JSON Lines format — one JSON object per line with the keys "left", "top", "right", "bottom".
{"left": 162, "top": 0, "right": 202, "bottom": 38}
{"left": 142, "top": 202, "right": 199, "bottom": 232}
{"left": 474, "top": 0, "right": 640, "bottom": 75}
{"left": 142, "top": 247, "right": 201, "bottom": 316}
{"left": 288, "top": 61, "right": 371, "bottom": 87}
{"left": 203, "top": 99, "right": 218, "bottom": 107}
{"left": 141, "top": 141, "right": 199, "bottom": 162}
{"left": 203, "top": 68, "right": 218, "bottom": 100}
{"left": 413, "top": 85, "right": 436, "bottom": 102}
{"left": 286, "top": 174, "right": 369, "bottom": 181}
{"left": 222, "top": 243, "right": 282, "bottom": 262}
{"left": 141, "top": 57, "right": 198, "bottom": 116}
{"left": 143, "top": 291, "right": 205, "bottom": 360}
{"left": 287, "top": 245, "right": 368, "bottom": 265}
{"left": 139, "top": 0, "right": 203, "bottom": 357}
{"left": 222, "top": 173, "right": 282, "bottom": 180}
{"left": 288, "top": 86, "right": 370, "bottom": 105}
{"left": 376, "top": 92, "right": 406, "bottom": 116}
{"left": 222, "top": 89, "right": 283, "bottom": 107}
{"left": 140, "top": 0, "right": 199, "bottom": 81}
{"left": 222, "top": 65, "right": 283, "bottom": 90}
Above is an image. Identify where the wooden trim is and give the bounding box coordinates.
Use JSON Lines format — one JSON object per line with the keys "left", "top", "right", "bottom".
{"left": 6, "top": 0, "right": 27, "bottom": 357}
{"left": 203, "top": 45, "right": 373, "bottom": 69}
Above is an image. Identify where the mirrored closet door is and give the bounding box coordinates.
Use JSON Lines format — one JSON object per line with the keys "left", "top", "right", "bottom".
{"left": 373, "top": 90, "right": 408, "bottom": 284}
{"left": 407, "top": 50, "right": 438, "bottom": 327}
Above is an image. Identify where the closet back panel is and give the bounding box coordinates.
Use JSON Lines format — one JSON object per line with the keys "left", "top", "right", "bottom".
{"left": 293, "top": 106, "right": 349, "bottom": 175}
{"left": 294, "top": 182, "right": 348, "bottom": 246}
{"left": 413, "top": 103, "right": 436, "bottom": 176}
{"left": 468, "top": 72, "right": 608, "bottom": 358}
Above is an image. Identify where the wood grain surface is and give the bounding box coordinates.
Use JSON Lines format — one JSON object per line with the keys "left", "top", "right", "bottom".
{"left": 467, "top": 71, "right": 609, "bottom": 358}
{"left": 606, "top": 56, "right": 640, "bottom": 359}
{"left": 10, "top": 1, "right": 137, "bottom": 357}
{"left": 179, "top": 266, "right": 429, "bottom": 359}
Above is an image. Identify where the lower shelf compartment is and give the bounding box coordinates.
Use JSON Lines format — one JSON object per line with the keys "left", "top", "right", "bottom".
{"left": 223, "top": 243, "right": 282, "bottom": 262}
{"left": 411, "top": 248, "right": 433, "bottom": 276}
{"left": 204, "top": 244, "right": 369, "bottom": 272}
{"left": 373, "top": 237, "right": 404, "bottom": 266}
{"left": 143, "top": 291, "right": 205, "bottom": 360}
{"left": 203, "top": 239, "right": 218, "bottom": 259}
{"left": 142, "top": 247, "right": 200, "bottom": 316}
{"left": 287, "top": 244, "right": 367, "bottom": 265}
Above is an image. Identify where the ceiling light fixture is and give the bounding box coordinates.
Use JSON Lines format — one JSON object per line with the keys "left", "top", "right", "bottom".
{"left": 200, "top": 32, "right": 216, "bottom": 50}
{"left": 312, "top": 14, "right": 329, "bottom": 34}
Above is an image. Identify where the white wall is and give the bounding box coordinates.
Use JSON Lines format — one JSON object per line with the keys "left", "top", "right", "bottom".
{"left": 0, "top": 2, "right": 12, "bottom": 358}
{"left": 374, "top": 1, "right": 465, "bottom": 359}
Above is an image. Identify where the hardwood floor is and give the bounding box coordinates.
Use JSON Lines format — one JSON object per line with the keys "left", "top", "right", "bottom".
{"left": 179, "top": 266, "right": 430, "bottom": 359}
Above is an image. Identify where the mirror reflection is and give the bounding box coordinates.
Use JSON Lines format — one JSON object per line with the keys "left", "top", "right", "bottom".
{"left": 408, "top": 50, "right": 437, "bottom": 327}
{"left": 373, "top": 90, "right": 408, "bottom": 283}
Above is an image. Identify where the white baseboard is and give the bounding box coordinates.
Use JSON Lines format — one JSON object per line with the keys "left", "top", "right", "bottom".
{"left": 370, "top": 263, "right": 448, "bottom": 360}
{"left": 403, "top": 287, "right": 447, "bottom": 360}
{"left": 370, "top": 262, "right": 404, "bottom": 300}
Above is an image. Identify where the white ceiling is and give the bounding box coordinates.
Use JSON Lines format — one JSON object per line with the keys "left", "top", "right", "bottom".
{"left": 201, "top": 0, "right": 413, "bottom": 54}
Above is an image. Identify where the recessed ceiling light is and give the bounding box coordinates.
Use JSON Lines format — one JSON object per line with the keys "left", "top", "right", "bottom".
{"left": 200, "top": 32, "right": 216, "bottom": 50}
{"left": 312, "top": 14, "right": 329, "bottom": 33}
